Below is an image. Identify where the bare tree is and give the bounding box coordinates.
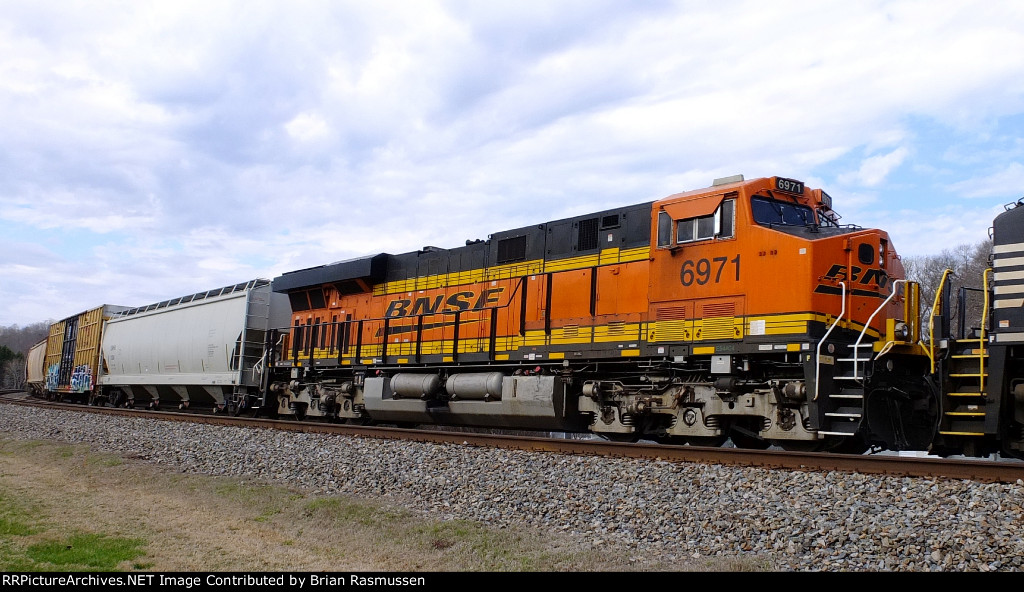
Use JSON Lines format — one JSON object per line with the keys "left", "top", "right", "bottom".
{"left": 903, "top": 239, "right": 992, "bottom": 342}
{"left": 0, "top": 323, "right": 50, "bottom": 391}
{"left": 2, "top": 358, "right": 26, "bottom": 390}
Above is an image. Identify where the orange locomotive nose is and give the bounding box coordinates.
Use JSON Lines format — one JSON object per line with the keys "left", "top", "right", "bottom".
{"left": 649, "top": 176, "right": 905, "bottom": 346}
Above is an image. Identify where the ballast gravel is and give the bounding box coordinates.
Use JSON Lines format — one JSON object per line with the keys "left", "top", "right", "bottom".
{"left": 2, "top": 404, "right": 1023, "bottom": 572}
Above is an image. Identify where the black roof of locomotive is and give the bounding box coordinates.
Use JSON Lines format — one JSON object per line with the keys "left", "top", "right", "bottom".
{"left": 270, "top": 201, "right": 653, "bottom": 294}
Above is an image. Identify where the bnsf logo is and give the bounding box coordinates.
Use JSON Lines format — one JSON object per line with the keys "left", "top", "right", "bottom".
{"left": 385, "top": 287, "right": 505, "bottom": 318}
{"left": 823, "top": 264, "right": 889, "bottom": 287}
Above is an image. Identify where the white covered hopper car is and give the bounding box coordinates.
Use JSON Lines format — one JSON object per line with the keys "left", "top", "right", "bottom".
{"left": 97, "top": 279, "right": 289, "bottom": 412}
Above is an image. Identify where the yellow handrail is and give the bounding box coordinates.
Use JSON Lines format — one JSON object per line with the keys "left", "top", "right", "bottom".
{"left": 927, "top": 269, "right": 954, "bottom": 374}
{"left": 979, "top": 267, "right": 993, "bottom": 393}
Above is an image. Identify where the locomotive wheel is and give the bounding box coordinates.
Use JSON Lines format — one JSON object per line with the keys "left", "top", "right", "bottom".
{"left": 600, "top": 432, "right": 642, "bottom": 443}
{"left": 826, "top": 437, "right": 869, "bottom": 455}
{"left": 293, "top": 404, "right": 307, "bottom": 421}
{"left": 687, "top": 435, "right": 729, "bottom": 448}
{"left": 729, "top": 430, "right": 771, "bottom": 449}
{"left": 774, "top": 440, "right": 824, "bottom": 452}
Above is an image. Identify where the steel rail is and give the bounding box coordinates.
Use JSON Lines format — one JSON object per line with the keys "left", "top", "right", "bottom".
{"left": 3, "top": 391, "right": 1023, "bottom": 484}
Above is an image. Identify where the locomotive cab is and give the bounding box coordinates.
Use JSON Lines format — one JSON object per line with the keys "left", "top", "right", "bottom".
{"left": 627, "top": 175, "right": 926, "bottom": 451}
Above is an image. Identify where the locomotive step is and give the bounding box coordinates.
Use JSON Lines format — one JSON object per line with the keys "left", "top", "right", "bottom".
{"left": 818, "top": 423, "right": 860, "bottom": 436}
{"left": 948, "top": 391, "right": 987, "bottom": 397}
{"left": 829, "top": 393, "right": 864, "bottom": 400}
{"left": 949, "top": 373, "right": 988, "bottom": 378}
{"left": 950, "top": 358, "right": 987, "bottom": 367}
{"left": 944, "top": 410, "right": 986, "bottom": 417}
{"left": 825, "top": 407, "right": 863, "bottom": 418}
{"left": 942, "top": 419, "right": 989, "bottom": 434}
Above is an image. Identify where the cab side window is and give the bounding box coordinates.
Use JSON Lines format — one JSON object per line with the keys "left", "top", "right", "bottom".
{"left": 677, "top": 214, "right": 716, "bottom": 243}
{"left": 657, "top": 211, "right": 672, "bottom": 247}
{"left": 718, "top": 199, "right": 734, "bottom": 238}
{"left": 659, "top": 199, "right": 735, "bottom": 248}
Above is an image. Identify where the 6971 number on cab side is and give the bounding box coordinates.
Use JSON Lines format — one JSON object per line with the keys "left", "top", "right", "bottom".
{"left": 680, "top": 255, "right": 740, "bottom": 287}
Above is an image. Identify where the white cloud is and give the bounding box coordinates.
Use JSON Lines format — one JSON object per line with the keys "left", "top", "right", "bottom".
{"left": 2, "top": 0, "right": 1024, "bottom": 325}
{"left": 284, "top": 112, "right": 331, "bottom": 142}
{"left": 949, "top": 163, "right": 1024, "bottom": 199}
{"left": 881, "top": 205, "right": 1002, "bottom": 258}
{"left": 839, "top": 147, "right": 911, "bottom": 187}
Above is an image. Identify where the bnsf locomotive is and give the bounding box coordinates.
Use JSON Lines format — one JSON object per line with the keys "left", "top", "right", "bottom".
{"left": 24, "top": 175, "right": 1024, "bottom": 458}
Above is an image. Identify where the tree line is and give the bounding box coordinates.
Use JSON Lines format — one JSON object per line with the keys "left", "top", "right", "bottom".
{"left": 0, "top": 322, "right": 50, "bottom": 389}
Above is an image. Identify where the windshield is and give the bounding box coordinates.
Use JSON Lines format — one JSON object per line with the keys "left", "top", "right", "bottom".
{"left": 751, "top": 196, "right": 816, "bottom": 226}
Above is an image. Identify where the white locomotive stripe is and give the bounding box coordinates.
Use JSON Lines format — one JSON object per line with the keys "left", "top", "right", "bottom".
{"left": 994, "top": 242, "right": 1024, "bottom": 254}
{"left": 994, "top": 298, "right": 1024, "bottom": 308}
{"left": 994, "top": 255, "right": 1024, "bottom": 268}
{"left": 995, "top": 284, "right": 1024, "bottom": 295}
{"left": 996, "top": 332, "right": 1024, "bottom": 342}
{"left": 995, "top": 270, "right": 1024, "bottom": 281}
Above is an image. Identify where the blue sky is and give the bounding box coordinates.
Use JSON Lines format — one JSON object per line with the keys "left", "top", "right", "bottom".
{"left": 2, "top": 0, "right": 1023, "bottom": 326}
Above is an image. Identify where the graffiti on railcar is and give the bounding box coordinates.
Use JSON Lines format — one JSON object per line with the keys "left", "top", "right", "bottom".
{"left": 69, "top": 365, "right": 93, "bottom": 393}
{"left": 45, "top": 364, "right": 60, "bottom": 392}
